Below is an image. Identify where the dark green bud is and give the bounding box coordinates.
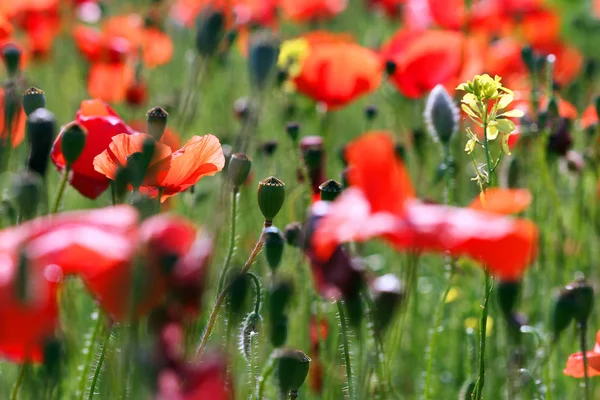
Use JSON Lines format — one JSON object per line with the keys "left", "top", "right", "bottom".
{"left": 521, "top": 46, "right": 535, "bottom": 74}
{"left": 551, "top": 288, "right": 574, "bottom": 340}
{"left": 26, "top": 108, "right": 56, "bottom": 178}
{"left": 283, "top": 222, "right": 303, "bottom": 247}
{"left": 269, "top": 279, "right": 293, "bottom": 319}
{"left": 275, "top": 348, "right": 311, "bottom": 396}
{"left": 60, "top": 122, "right": 87, "bottom": 168}
{"left": 385, "top": 60, "right": 396, "bottom": 76}
{"left": 227, "top": 153, "right": 252, "bottom": 188}
{"left": 264, "top": 227, "right": 285, "bottom": 272}
{"left": 22, "top": 87, "right": 46, "bottom": 116}
{"left": 2, "top": 44, "right": 21, "bottom": 76}
{"left": 248, "top": 30, "right": 279, "bottom": 89}
{"left": 319, "top": 179, "right": 342, "bottom": 202}
{"left": 11, "top": 171, "right": 42, "bottom": 221}
{"left": 195, "top": 9, "right": 225, "bottom": 57}
{"left": 270, "top": 315, "right": 288, "bottom": 348}
{"left": 372, "top": 274, "right": 405, "bottom": 333}
{"left": 114, "top": 167, "right": 131, "bottom": 202}
{"left": 257, "top": 176, "right": 285, "bottom": 223}
{"left": 424, "top": 85, "right": 459, "bottom": 145}
{"left": 364, "top": 104, "right": 378, "bottom": 121}
{"left": 146, "top": 106, "right": 168, "bottom": 141}
{"left": 286, "top": 122, "right": 300, "bottom": 143}
{"left": 497, "top": 280, "right": 522, "bottom": 318}
{"left": 566, "top": 278, "right": 594, "bottom": 325}
{"left": 261, "top": 140, "right": 278, "bottom": 157}
{"left": 228, "top": 273, "right": 250, "bottom": 316}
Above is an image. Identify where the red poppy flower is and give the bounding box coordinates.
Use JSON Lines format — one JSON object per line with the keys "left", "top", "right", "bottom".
{"left": 0, "top": 86, "right": 26, "bottom": 147}
{"left": 8, "top": 0, "right": 61, "bottom": 58}
{"left": 93, "top": 132, "right": 225, "bottom": 202}
{"left": 380, "top": 29, "right": 484, "bottom": 98}
{"left": 564, "top": 330, "right": 600, "bottom": 378}
{"left": 312, "top": 132, "right": 538, "bottom": 281}
{"left": 293, "top": 40, "right": 383, "bottom": 109}
{"left": 50, "top": 99, "right": 138, "bottom": 199}
{"left": 280, "top": 0, "right": 348, "bottom": 23}
{"left": 87, "top": 62, "right": 136, "bottom": 104}
{"left": 581, "top": 105, "right": 598, "bottom": 130}
{"left": 0, "top": 13, "right": 12, "bottom": 41}
{"left": 469, "top": 189, "right": 532, "bottom": 215}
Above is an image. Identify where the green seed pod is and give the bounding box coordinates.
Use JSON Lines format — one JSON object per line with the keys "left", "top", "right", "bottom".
{"left": 11, "top": 171, "right": 42, "bottom": 221}
{"left": 497, "top": 280, "right": 522, "bottom": 318}
{"left": 264, "top": 227, "right": 285, "bottom": 272}
{"left": 550, "top": 289, "right": 574, "bottom": 340}
{"left": 372, "top": 274, "right": 405, "bottom": 333}
{"left": 146, "top": 106, "right": 168, "bottom": 141}
{"left": 2, "top": 44, "right": 21, "bottom": 76}
{"left": 270, "top": 315, "right": 288, "bottom": 348}
{"left": 60, "top": 122, "right": 87, "bottom": 168}
{"left": 22, "top": 87, "right": 46, "bottom": 116}
{"left": 228, "top": 273, "right": 250, "bottom": 316}
{"left": 566, "top": 278, "right": 594, "bottom": 325}
{"left": 195, "top": 9, "right": 225, "bottom": 57}
{"left": 227, "top": 153, "right": 252, "bottom": 188}
{"left": 248, "top": 30, "right": 280, "bottom": 90}
{"left": 319, "top": 179, "right": 342, "bottom": 202}
{"left": 26, "top": 108, "right": 56, "bottom": 178}
{"left": 257, "top": 176, "right": 285, "bottom": 223}
{"left": 274, "top": 348, "right": 311, "bottom": 397}
{"left": 286, "top": 122, "right": 300, "bottom": 143}
{"left": 424, "top": 84, "right": 459, "bottom": 145}
{"left": 269, "top": 279, "right": 293, "bottom": 320}
{"left": 114, "top": 166, "right": 131, "bottom": 201}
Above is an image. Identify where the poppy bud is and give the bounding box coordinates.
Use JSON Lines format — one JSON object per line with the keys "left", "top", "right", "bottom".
{"left": 248, "top": 31, "right": 280, "bottom": 90}
{"left": 565, "top": 278, "right": 594, "bottom": 325}
{"left": 228, "top": 153, "right": 252, "bottom": 188}
{"left": 2, "top": 44, "right": 21, "bottom": 76}
{"left": 261, "top": 140, "right": 278, "bottom": 157}
{"left": 269, "top": 279, "right": 293, "bottom": 320}
{"left": 195, "top": 9, "right": 225, "bottom": 57}
{"left": 240, "top": 311, "right": 262, "bottom": 361}
{"left": 22, "top": 87, "right": 46, "bottom": 116}
{"left": 364, "top": 104, "right": 378, "bottom": 121}
{"left": 520, "top": 46, "right": 535, "bottom": 74}
{"left": 550, "top": 289, "right": 574, "bottom": 340}
{"left": 286, "top": 122, "right": 300, "bottom": 143}
{"left": 114, "top": 166, "right": 130, "bottom": 201}
{"left": 146, "top": 106, "right": 168, "bottom": 141}
{"left": 497, "top": 280, "right": 521, "bottom": 318}
{"left": 270, "top": 316, "right": 288, "bottom": 348}
{"left": 26, "top": 108, "right": 56, "bottom": 178}
{"left": 424, "top": 84, "right": 459, "bottom": 146}
{"left": 284, "top": 222, "right": 303, "bottom": 247}
{"left": 372, "top": 274, "right": 405, "bottom": 333}
{"left": 228, "top": 273, "right": 250, "bottom": 316}
{"left": 384, "top": 60, "right": 397, "bottom": 76}
{"left": 11, "top": 171, "right": 42, "bottom": 220}
{"left": 300, "top": 136, "right": 325, "bottom": 194}
{"left": 319, "top": 179, "right": 342, "bottom": 202}
{"left": 257, "top": 176, "right": 285, "bottom": 223}
{"left": 274, "top": 348, "right": 311, "bottom": 397}
{"left": 60, "top": 122, "right": 87, "bottom": 169}
{"left": 264, "top": 227, "right": 285, "bottom": 272}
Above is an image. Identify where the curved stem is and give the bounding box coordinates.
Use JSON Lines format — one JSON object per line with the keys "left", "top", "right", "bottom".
{"left": 580, "top": 322, "right": 590, "bottom": 400}
{"left": 78, "top": 312, "right": 102, "bottom": 400}
{"left": 196, "top": 227, "right": 266, "bottom": 358}
{"left": 257, "top": 353, "right": 275, "bottom": 400}
{"left": 247, "top": 272, "right": 262, "bottom": 314}
{"left": 217, "top": 189, "right": 239, "bottom": 293}
{"left": 52, "top": 168, "right": 70, "bottom": 214}
{"left": 337, "top": 300, "right": 355, "bottom": 400}
{"left": 10, "top": 363, "right": 26, "bottom": 400}
{"left": 473, "top": 272, "right": 493, "bottom": 400}
{"left": 88, "top": 325, "right": 111, "bottom": 400}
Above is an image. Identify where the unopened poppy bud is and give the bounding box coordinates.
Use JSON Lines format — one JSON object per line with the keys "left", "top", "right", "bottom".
{"left": 319, "top": 179, "right": 342, "bottom": 201}
{"left": 240, "top": 311, "right": 262, "bottom": 361}
{"left": 146, "top": 106, "right": 168, "bottom": 141}
{"left": 269, "top": 279, "right": 293, "bottom": 319}
{"left": 60, "top": 122, "right": 87, "bottom": 168}
{"left": 228, "top": 273, "right": 250, "bottom": 315}
{"left": 22, "top": 87, "right": 46, "bottom": 116}
{"left": 228, "top": 153, "right": 252, "bottom": 188}
{"left": 261, "top": 140, "right": 278, "bottom": 156}
{"left": 385, "top": 60, "right": 397, "bottom": 76}
{"left": 264, "top": 227, "right": 285, "bottom": 272}
{"left": 195, "top": 9, "right": 225, "bottom": 57}
{"left": 248, "top": 31, "right": 280, "bottom": 89}
{"left": 26, "top": 108, "right": 56, "bottom": 178}
{"left": 284, "top": 222, "right": 303, "bottom": 247}
{"left": 2, "top": 44, "right": 21, "bottom": 76}
{"left": 364, "top": 104, "right": 378, "bottom": 121}
{"left": 425, "top": 85, "right": 459, "bottom": 145}
{"left": 286, "top": 122, "right": 300, "bottom": 142}
{"left": 11, "top": 171, "right": 42, "bottom": 220}
{"left": 275, "top": 348, "right": 311, "bottom": 397}
{"left": 521, "top": 46, "right": 535, "bottom": 74}
{"left": 497, "top": 280, "right": 521, "bottom": 318}
{"left": 257, "top": 176, "right": 285, "bottom": 223}
{"left": 566, "top": 278, "right": 594, "bottom": 325}
{"left": 372, "top": 274, "right": 405, "bottom": 333}
{"left": 270, "top": 315, "right": 288, "bottom": 348}
{"left": 550, "top": 289, "right": 574, "bottom": 340}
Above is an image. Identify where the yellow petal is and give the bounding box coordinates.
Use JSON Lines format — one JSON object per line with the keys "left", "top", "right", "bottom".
{"left": 498, "top": 94, "right": 514, "bottom": 109}
{"left": 500, "top": 109, "right": 524, "bottom": 118}
{"left": 461, "top": 104, "right": 478, "bottom": 119}
{"left": 486, "top": 125, "right": 499, "bottom": 140}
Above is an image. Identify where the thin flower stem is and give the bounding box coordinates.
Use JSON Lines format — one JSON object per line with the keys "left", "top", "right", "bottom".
{"left": 247, "top": 272, "right": 262, "bottom": 314}
{"left": 473, "top": 271, "right": 493, "bottom": 400}
{"left": 580, "top": 322, "right": 590, "bottom": 400}
{"left": 217, "top": 189, "right": 239, "bottom": 293}
{"left": 196, "top": 226, "right": 267, "bottom": 359}
{"left": 337, "top": 300, "right": 355, "bottom": 400}
{"left": 10, "top": 363, "right": 26, "bottom": 400}
{"left": 257, "top": 353, "right": 276, "bottom": 400}
{"left": 78, "top": 312, "right": 102, "bottom": 400}
{"left": 52, "top": 168, "right": 70, "bottom": 214}
{"left": 88, "top": 325, "right": 111, "bottom": 400}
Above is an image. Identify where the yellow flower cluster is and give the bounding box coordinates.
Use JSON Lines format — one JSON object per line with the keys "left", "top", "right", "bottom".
{"left": 277, "top": 38, "right": 310, "bottom": 93}
{"left": 457, "top": 74, "right": 523, "bottom": 155}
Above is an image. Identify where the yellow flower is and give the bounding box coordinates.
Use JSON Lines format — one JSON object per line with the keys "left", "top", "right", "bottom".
{"left": 465, "top": 138, "right": 476, "bottom": 154}
{"left": 277, "top": 38, "right": 310, "bottom": 79}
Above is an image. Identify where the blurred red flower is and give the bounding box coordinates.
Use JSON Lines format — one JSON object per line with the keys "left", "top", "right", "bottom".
{"left": 581, "top": 105, "right": 598, "bottom": 130}
{"left": 4, "top": 0, "right": 61, "bottom": 58}
{"left": 380, "top": 29, "right": 483, "bottom": 98}
{"left": 469, "top": 188, "right": 532, "bottom": 215}
{"left": 312, "top": 132, "right": 538, "bottom": 281}
{"left": 94, "top": 132, "right": 225, "bottom": 202}
{"left": 0, "top": 86, "right": 26, "bottom": 148}
{"left": 280, "top": 0, "right": 348, "bottom": 23}
{"left": 564, "top": 330, "right": 600, "bottom": 378}
{"left": 50, "top": 99, "right": 138, "bottom": 199}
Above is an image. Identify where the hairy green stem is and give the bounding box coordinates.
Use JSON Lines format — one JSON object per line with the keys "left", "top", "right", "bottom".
{"left": 78, "top": 312, "right": 102, "bottom": 400}
{"left": 473, "top": 272, "right": 493, "bottom": 400}
{"left": 217, "top": 189, "right": 239, "bottom": 293}
{"left": 257, "top": 353, "right": 276, "bottom": 400}
{"left": 337, "top": 300, "right": 355, "bottom": 400}
{"left": 52, "top": 168, "right": 69, "bottom": 213}
{"left": 88, "top": 325, "right": 111, "bottom": 400}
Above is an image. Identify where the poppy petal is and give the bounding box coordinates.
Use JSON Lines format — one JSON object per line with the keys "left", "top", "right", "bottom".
{"left": 469, "top": 188, "right": 532, "bottom": 215}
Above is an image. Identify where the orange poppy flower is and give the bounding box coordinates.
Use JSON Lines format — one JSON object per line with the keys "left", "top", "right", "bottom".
{"left": 520, "top": 8, "right": 561, "bottom": 48}
{"left": 280, "top": 0, "right": 348, "bottom": 23}
{"left": 564, "top": 330, "right": 600, "bottom": 378}
{"left": 129, "top": 120, "right": 182, "bottom": 151}
{"left": 312, "top": 132, "right": 538, "bottom": 281}
{"left": 293, "top": 41, "right": 383, "bottom": 109}
{"left": 87, "top": 62, "right": 135, "bottom": 104}
{"left": 581, "top": 105, "right": 598, "bottom": 130}
{"left": 0, "top": 14, "right": 12, "bottom": 41}
{"left": 380, "top": 29, "right": 484, "bottom": 98}
{"left": 0, "top": 86, "right": 26, "bottom": 147}
{"left": 469, "top": 188, "right": 532, "bottom": 215}
{"left": 51, "top": 99, "right": 139, "bottom": 199}
{"left": 94, "top": 133, "right": 225, "bottom": 202}
{"left": 7, "top": 0, "right": 61, "bottom": 58}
